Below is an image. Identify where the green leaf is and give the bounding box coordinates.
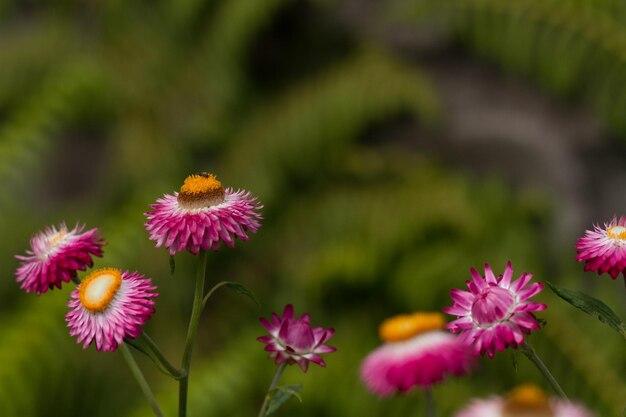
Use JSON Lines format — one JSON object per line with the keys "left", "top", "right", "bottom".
{"left": 265, "top": 384, "right": 303, "bottom": 416}
{"left": 225, "top": 282, "right": 262, "bottom": 307}
{"left": 510, "top": 352, "right": 518, "bottom": 372}
{"left": 169, "top": 255, "right": 175, "bottom": 275}
{"left": 546, "top": 281, "right": 626, "bottom": 340}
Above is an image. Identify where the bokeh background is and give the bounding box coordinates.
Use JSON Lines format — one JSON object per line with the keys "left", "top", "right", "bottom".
{"left": 0, "top": 0, "right": 625, "bottom": 416}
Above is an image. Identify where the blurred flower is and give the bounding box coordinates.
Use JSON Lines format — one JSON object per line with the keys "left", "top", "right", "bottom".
{"left": 145, "top": 173, "right": 262, "bottom": 255}
{"left": 454, "top": 384, "right": 596, "bottom": 417}
{"left": 360, "top": 312, "right": 473, "bottom": 396}
{"left": 444, "top": 262, "right": 546, "bottom": 358}
{"left": 576, "top": 216, "right": 626, "bottom": 279}
{"left": 257, "top": 304, "right": 335, "bottom": 372}
{"left": 66, "top": 268, "right": 157, "bottom": 352}
{"left": 15, "top": 224, "right": 105, "bottom": 295}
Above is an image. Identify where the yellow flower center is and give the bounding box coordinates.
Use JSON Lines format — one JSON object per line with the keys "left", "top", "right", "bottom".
{"left": 503, "top": 385, "right": 553, "bottom": 417}
{"left": 607, "top": 225, "right": 626, "bottom": 240}
{"left": 177, "top": 173, "right": 225, "bottom": 209}
{"left": 379, "top": 312, "right": 445, "bottom": 342}
{"left": 49, "top": 229, "right": 68, "bottom": 245}
{"left": 79, "top": 268, "right": 123, "bottom": 313}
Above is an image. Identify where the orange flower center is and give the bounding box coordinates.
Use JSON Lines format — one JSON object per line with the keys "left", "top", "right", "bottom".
{"left": 177, "top": 173, "right": 225, "bottom": 209}
{"left": 502, "top": 385, "right": 553, "bottom": 417}
{"left": 379, "top": 312, "right": 445, "bottom": 342}
{"left": 607, "top": 225, "right": 626, "bottom": 240}
{"left": 79, "top": 268, "right": 122, "bottom": 313}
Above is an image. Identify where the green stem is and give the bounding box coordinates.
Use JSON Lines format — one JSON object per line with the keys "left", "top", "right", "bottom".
{"left": 521, "top": 342, "right": 568, "bottom": 399}
{"left": 178, "top": 250, "right": 208, "bottom": 417}
{"left": 202, "top": 280, "right": 230, "bottom": 307}
{"left": 424, "top": 388, "right": 436, "bottom": 417}
{"left": 71, "top": 276, "right": 81, "bottom": 285}
{"left": 120, "top": 343, "right": 165, "bottom": 417}
{"left": 257, "top": 363, "right": 288, "bottom": 417}
{"left": 142, "top": 333, "right": 185, "bottom": 379}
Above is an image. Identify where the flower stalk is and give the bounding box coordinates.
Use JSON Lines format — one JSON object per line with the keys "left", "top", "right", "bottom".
{"left": 257, "top": 362, "right": 288, "bottom": 417}
{"left": 120, "top": 343, "right": 165, "bottom": 417}
{"left": 520, "top": 342, "right": 568, "bottom": 400}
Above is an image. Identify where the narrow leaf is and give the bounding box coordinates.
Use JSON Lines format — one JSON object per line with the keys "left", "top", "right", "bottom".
{"left": 547, "top": 281, "right": 626, "bottom": 340}
{"left": 265, "top": 384, "right": 303, "bottom": 416}
{"left": 225, "top": 282, "right": 262, "bottom": 307}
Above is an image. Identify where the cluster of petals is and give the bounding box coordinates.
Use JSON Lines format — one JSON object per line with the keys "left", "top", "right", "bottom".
{"left": 360, "top": 329, "right": 472, "bottom": 396}
{"left": 15, "top": 224, "right": 105, "bottom": 295}
{"left": 576, "top": 216, "right": 626, "bottom": 279}
{"left": 454, "top": 387, "right": 595, "bottom": 417}
{"left": 66, "top": 269, "right": 158, "bottom": 352}
{"left": 145, "top": 189, "right": 262, "bottom": 255}
{"left": 257, "top": 304, "right": 336, "bottom": 372}
{"left": 444, "top": 262, "right": 546, "bottom": 358}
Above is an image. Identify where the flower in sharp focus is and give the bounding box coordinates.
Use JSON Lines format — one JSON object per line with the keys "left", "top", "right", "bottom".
{"left": 144, "top": 173, "right": 262, "bottom": 255}
{"left": 66, "top": 268, "right": 158, "bottom": 352}
{"left": 454, "top": 384, "right": 596, "bottom": 417}
{"left": 360, "top": 312, "right": 473, "bottom": 396}
{"left": 257, "top": 304, "right": 335, "bottom": 372}
{"left": 576, "top": 216, "right": 626, "bottom": 279}
{"left": 444, "top": 262, "right": 546, "bottom": 358}
{"left": 15, "top": 224, "right": 105, "bottom": 295}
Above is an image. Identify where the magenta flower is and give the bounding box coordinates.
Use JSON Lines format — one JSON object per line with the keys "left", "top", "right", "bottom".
{"left": 444, "top": 262, "right": 546, "bottom": 358}
{"left": 454, "top": 385, "right": 596, "bottom": 417}
{"left": 15, "top": 224, "right": 105, "bottom": 295}
{"left": 144, "top": 173, "right": 262, "bottom": 255}
{"left": 360, "top": 312, "right": 472, "bottom": 396}
{"left": 576, "top": 216, "right": 626, "bottom": 279}
{"left": 66, "top": 268, "right": 158, "bottom": 352}
{"left": 257, "top": 304, "right": 335, "bottom": 372}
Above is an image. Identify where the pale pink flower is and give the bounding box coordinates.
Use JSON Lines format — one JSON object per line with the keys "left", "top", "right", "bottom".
{"left": 576, "top": 216, "right": 626, "bottom": 279}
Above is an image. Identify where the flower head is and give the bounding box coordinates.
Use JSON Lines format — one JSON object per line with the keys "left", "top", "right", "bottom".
{"left": 576, "top": 216, "right": 626, "bottom": 279}
{"left": 257, "top": 304, "right": 335, "bottom": 372}
{"left": 360, "top": 312, "right": 473, "bottom": 396}
{"left": 444, "top": 262, "right": 546, "bottom": 358}
{"left": 145, "top": 173, "right": 262, "bottom": 255}
{"left": 15, "top": 224, "right": 105, "bottom": 295}
{"left": 454, "top": 384, "right": 596, "bottom": 417}
{"left": 66, "top": 268, "right": 158, "bottom": 352}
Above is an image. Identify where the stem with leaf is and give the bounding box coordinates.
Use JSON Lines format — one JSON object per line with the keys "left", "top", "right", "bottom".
{"left": 521, "top": 342, "right": 568, "bottom": 399}
{"left": 178, "top": 250, "right": 208, "bottom": 417}
{"left": 257, "top": 363, "right": 288, "bottom": 417}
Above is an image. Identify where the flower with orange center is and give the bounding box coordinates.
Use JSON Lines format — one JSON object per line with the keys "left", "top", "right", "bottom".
{"left": 15, "top": 224, "right": 105, "bottom": 295}
{"left": 360, "top": 312, "right": 473, "bottom": 396}
{"left": 66, "top": 268, "right": 158, "bottom": 352}
{"left": 454, "top": 384, "right": 596, "bottom": 417}
{"left": 144, "top": 172, "right": 262, "bottom": 255}
{"left": 576, "top": 216, "right": 626, "bottom": 279}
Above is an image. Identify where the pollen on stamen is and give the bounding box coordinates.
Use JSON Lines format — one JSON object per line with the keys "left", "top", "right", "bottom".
{"left": 608, "top": 225, "right": 626, "bottom": 240}
{"left": 79, "top": 268, "right": 122, "bottom": 313}
{"left": 177, "top": 173, "right": 226, "bottom": 209}
{"left": 503, "top": 385, "right": 553, "bottom": 416}
{"left": 379, "top": 312, "right": 445, "bottom": 343}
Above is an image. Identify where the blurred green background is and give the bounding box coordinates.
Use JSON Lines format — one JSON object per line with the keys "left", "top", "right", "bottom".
{"left": 0, "top": 0, "right": 625, "bottom": 416}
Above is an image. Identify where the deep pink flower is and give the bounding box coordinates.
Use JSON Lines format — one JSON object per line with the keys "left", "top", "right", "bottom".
{"left": 257, "top": 304, "right": 335, "bottom": 372}
{"left": 454, "top": 385, "right": 596, "bottom": 417}
{"left": 66, "top": 268, "right": 157, "bottom": 352}
{"left": 576, "top": 216, "right": 626, "bottom": 279}
{"left": 360, "top": 312, "right": 472, "bottom": 396}
{"left": 444, "top": 262, "right": 546, "bottom": 358}
{"left": 15, "top": 224, "right": 105, "bottom": 295}
{"left": 145, "top": 173, "right": 262, "bottom": 255}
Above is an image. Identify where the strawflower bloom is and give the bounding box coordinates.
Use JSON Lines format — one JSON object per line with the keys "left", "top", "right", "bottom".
{"left": 145, "top": 173, "right": 262, "bottom": 255}
{"left": 454, "top": 384, "right": 596, "bottom": 417}
{"left": 15, "top": 224, "right": 105, "bottom": 295}
{"left": 576, "top": 216, "right": 626, "bottom": 279}
{"left": 257, "top": 304, "right": 336, "bottom": 372}
{"left": 360, "top": 312, "right": 473, "bottom": 396}
{"left": 444, "top": 262, "right": 546, "bottom": 358}
{"left": 66, "top": 268, "right": 158, "bottom": 352}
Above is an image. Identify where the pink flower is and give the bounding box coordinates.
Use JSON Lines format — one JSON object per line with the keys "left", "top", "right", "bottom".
{"left": 145, "top": 173, "right": 262, "bottom": 255}
{"left": 15, "top": 224, "right": 105, "bottom": 295}
{"left": 66, "top": 268, "right": 158, "bottom": 352}
{"left": 576, "top": 216, "right": 626, "bottom": 279}
{"left": 444, "top": 262, "right": 546, "bottom": 358}
{"left": 360, "top": 312, "right": 473, "bottom": 396}
{"left": 257, "top": 304, "right": 335, "bottom": 372}
{"left": 454, "top": 385, "right": 596, "bottom": 417}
